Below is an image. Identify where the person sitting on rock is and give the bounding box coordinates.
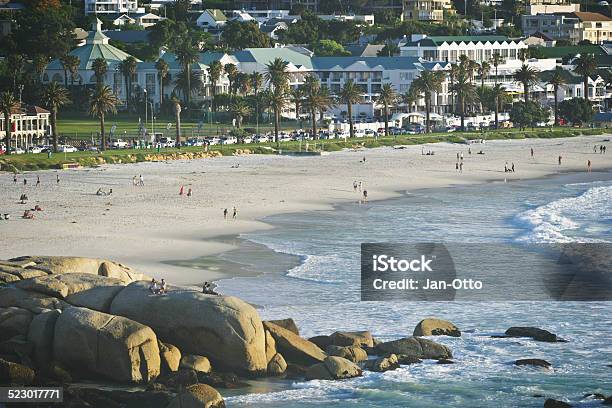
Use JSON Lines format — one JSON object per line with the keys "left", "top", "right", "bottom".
{"left": 160, "top": 279, "right": 167, "bottom": 294}
{"left": 22, "top": 210, "right": 34, "bottom": 219}
{"left": 34, "top": 204, "right": 43, "bottom": 211}
{"left": 149, "top": 278, "right": 159, "bottom": 294}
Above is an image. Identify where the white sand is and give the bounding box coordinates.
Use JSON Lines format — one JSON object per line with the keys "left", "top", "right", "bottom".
{"left": 1, "top": 135, "right": 611, "bottom": 285}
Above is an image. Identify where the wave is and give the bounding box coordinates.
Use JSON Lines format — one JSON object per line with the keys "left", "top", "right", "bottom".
{"left": 285, "top": 254, "right": 345, "bottom": 284}
{"left": 515, "top": 184, "right": 612, "bottom": 243}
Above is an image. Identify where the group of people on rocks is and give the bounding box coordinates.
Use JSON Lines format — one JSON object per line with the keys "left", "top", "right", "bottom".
{"left": 149, "top": 278, "right": 167, "bottom": 295}
{"left": 202, "top": 281, "right": 219, "bottom": 295}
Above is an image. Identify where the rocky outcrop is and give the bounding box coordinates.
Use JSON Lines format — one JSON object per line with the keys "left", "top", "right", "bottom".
{"left": 263, "top": 321, "right": 326, "bottom": 366}
{"left": 267, "top": 353, "right": 287, "bottom": 375}
{"left": 0, "top": 358, "right": 35, "bottom": 385}
{"left": 375, "top": 337, "right": 452, "bottom": 360}
{"left": 305, "top": 356, "right": 362, "bottom": 380}
{"left": 363, "top": 354, "right": 400, "bottom": 372}
{"left": 180, "top": 354, "right": 212, "bottom": 374}
{"left": 110, "top": 281, "right": 267, "bottom": 374}
{"left": 265, "top": 330, "right": 276, "bottom": 364}
{"left": 329, "top": 331, "right": 374, "bottom": 348}
{"left": 0, "top": 287, "right": 67, "bottom": 314}
{"left": 53, "top": 306, "right": 160, "bottom": 383}
{"left": 166, "top": 384, "right": 225, "bottom": 408}
{"left": 0, "top": 261, "right": 49, "bottom": 283}
{"left": 326, "top": 345, "right": 368, "bottom": 363}
{"left": 515, "top": 359, "right": 552, "bottom": 369}
{"left": 0, "top": 307, "right": 33, "bottom": 341}
{"left": 159, "top": 342, "right": 181, "bottom": 373}
{"left": 266, "top": 318, "right": 300, "bottom": 336}
{"left": 413, "top": 318, "right": 461, "bottom": 337}
{"left": 27, "top": 309, "right": 60, "bottom": 367}
{"left": 505, "top": 327, "right": 559, "bottom": 342}
{"left": 544, "top": 399, "right": 572, "bottom": 408}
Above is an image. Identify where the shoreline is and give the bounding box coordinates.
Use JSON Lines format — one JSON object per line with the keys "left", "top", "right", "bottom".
{"left": 1, "top": 135, "right": 611, "bottom": 285}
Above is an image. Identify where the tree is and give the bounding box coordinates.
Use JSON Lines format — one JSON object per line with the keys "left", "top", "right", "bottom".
{"left": 548, "top": 67, "right": 567, "bottom": 126}
{"left": 377, "top": 42, "right": 400, "bottom": 57}
{"left": 32, "top": 55, "right": 50, "bottom": 79}
{"left": 230, "top": 99, "right": 251, "bottom": 128}
{"left": 221, "top": 21, "right": 271, "bottom": 50}
{"left": 412, "top": 70, "right": 445, "bottom": 133}
{"left": 88, "top": 85, "right": 119, "bottom": 150}
{"left": 208, "top": 61, "right": 223, "bottom": 111}
{"left": 490, "top": 53, "right": 505, "bottom": 85}
{"left": 338, "top": 80, "right": 362, "bottom": 139}
{"left": 448, "top": 64, "right": 461, "bottom": 113}
{"left": 155, "top": 59, "right": 169, "bottom": 108}
{"left": 290, "top": 86, "right": 304, "bottom": 121}
{"left": 477, "top": 61, "right": 491, "bottom": 112}
{"left": 174, "top": 69, "right": 204, "bottom": 101}
{"left": 60, "top": 55, "right": 79, "bottom": 87}
{"left": 172, "top": 97, "right": 181, "bottom": 145}
{"left": 314, "top": 40, "right": 350, "bottom": 56}
{"left": 92, "top": 58, "right": 108, "bottom": 87}
{"left": 266, "top": 88, "right": 288, "bottom": 144}
{"left": 303, "top": 76, "right": 333, "bottom": 139}
{"left": 224, "top": 64, "right": 238, "bottom": 96}
{"left": 174, "top": 41, "right": 199, "bottom": 104}
{"left": 509, "top": 101, "right": 549, "bottom": 130}
{"left": 40, "top": 82, "right": 70, "bottom": 152}
{"left": 251, "top": 72, "right": 264, "bottom": 123}
{"left": 119, "top": 56, "right": 137, "bottom": 109}
{"left": 0, "top": 92, "right": 18, "bottom": 152}
{"left": 6, "top": 55, "right": 25, "bottom": 94}
{"left": 559, "top": 98, "right": 593, "bottom": 126}
{"left": 490, "top": 84, "right": 505, "bottom": 129}
{"left": 236, "top": 73, "right": 251, "bottom": 96}
{"left": 402, "top": 86, "right": 419, "bottom": 113}
{"left": 376, "top": 83, "right": 397, "bottom": 137}
{"left": 514, "top": 64, "right": 539, "bottom": 103}
{"left": 265, "top": 58, "right": 289, "bottom": 91}
{"left": 452, "top": 70, "right": 477, "bottom": 131}
{"left": 573, "top": 53, "right": 597, "bottom": 101}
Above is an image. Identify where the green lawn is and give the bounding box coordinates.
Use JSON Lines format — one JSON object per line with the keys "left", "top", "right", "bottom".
{"left": 1, "top": 127, "right": 606, "bottom": 172}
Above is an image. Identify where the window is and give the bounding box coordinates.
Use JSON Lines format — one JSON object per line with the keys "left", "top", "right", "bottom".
{"left": 146, "top": 73, "right": 156, "bottom": 95}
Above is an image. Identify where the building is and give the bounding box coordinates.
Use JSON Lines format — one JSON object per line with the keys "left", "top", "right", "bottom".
{"left": 537, "top": 68, "right": 608, "bottom": 109}
{"left": 234, "top": 0, "right": 318, "bottom": 11}
{"left": 402, "top": 0, "right": 454, "bottom": 22}
{"left": 196, "top": 9, "right": 227, "bottom": 30}
{"left": 107, "top": 12, "right": 164, "bottom": 28}
{"left": 318, "top": 14, "right": 375, "bottom": 26}
{"left": 572, "top": 12, "right": 612, "bottom": 44}
{"left": 522, "top": 12, "right": 612, "bottom": 44}
{"left": 84, "top": 0, "right": 143, "bottom": 14}
{"left": 0, "top": 105, "right": 50, "bottom": 151}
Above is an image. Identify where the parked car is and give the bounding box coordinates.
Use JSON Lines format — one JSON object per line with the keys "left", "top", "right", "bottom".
{"left": 221, "top": 136, "right": 237, "bottom": 145}
{"left": 9, "top": 148, "right": 26, "bottom": 155}
{"left": 28, "top": 146, "right": 43, "bottom": 154}
{"left": 58, "top": 145, "right": 77, "bottom": 153}
{"left": 364, "top": 129, "right": 378, "bottom": 138}
{"left": 111, "top": 139, "right": 128, "bottom": 149}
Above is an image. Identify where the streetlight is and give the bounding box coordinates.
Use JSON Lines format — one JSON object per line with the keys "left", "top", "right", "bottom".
{"left": 143, "top": 89, "right": 148, "bottom": 148}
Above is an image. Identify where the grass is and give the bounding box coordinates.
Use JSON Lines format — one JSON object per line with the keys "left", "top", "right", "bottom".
{"left": 1, "top": 127, "right": 607, "bottom": 172}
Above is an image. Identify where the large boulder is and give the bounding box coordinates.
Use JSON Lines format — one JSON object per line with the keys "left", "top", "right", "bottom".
{"left": 413, "top": 318, "right": 461, "bottom": 337}
{"left": 166, "top": 384, "right": 225, "bottom": 408}
{"left": 375, "top": 337, "right": 452, "bottom": 360}
{"left": 0, "top": 358, "right": 35, "bottom": 385}
{"left": 544, "top": 399, "right": 572, "bottom": 408}
{"left": 364, "top": 354, "right": 400, "bottom": 372}
{"left": 305, "top": 356, "right": 362, "bottom": 380}
{"left": 263, "top": 321, "right": 326, "bottom": 366}
{"left": 16, "top": 273, "right": 125, "bottom": 303}
{"left": 27, "top": 309, "right": 61, "bottom": 367}
{"left": 266, "top": 319, "right": 300, "bottom": 336}
{"left": 0, "top": 287, "right": 67, "bottom": 314}
{"left": 505, "top": 327, "right": 558, "bottom": 342}
{"left": 159, "top": 342, "right": 181, "bottom": 373}
{"left": 110, "top": 282, "right": 266, "bottom": 374}
{"left": 180, "top": 354, "right": 211, "bottom": 374}
{"left": 329, "top": 331, "right": 374, "bottom": 348}
{"left": 515, "top": 359, "right": 552, "bottom": 369}
{"left": 265, "top": 330, "right": 276, "bottom": 364}
{"left": 326, "top": 345, "right": 368, "bottom": 363}
{"left": 267, "top": 353, "right": 287, "bottom": 376}
{"left": 53, "top": 306, "right": 160, "bottom": 383}
{"left": 0, "top": 307, "right": 33, "bottom": 341}
{"left": 0, "top": 261, "right": 49, "bottom": 282}
{"left": 8, "top": 256, "right": 146, "bottom": 283}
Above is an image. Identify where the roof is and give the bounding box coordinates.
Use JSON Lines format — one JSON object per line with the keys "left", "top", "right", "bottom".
{"left": 345, "top": 44, "right": 386, "bottom": 57}
{"left": 206, "top": 9, "right": 227, "bottom": 22}
{"left": 104, "top": 30, "right": 150, "bottom": 43}
{"left": 404, "top": 35, "right": 518, "bottom": 47}
{"left": 531, "top": 32, "right": 554, "bottom": 41}
{"left": 534, "top": 45, "right": 605, "bottom": 59}
{"left": 538, "top": 69, "right": 583, "bottom": 84}
{"left": 27, "top": 106, "right": 50, "bottom": 115}
{"left": 234, "top": 48, "right": 314, "bottom": 69}
{"left": 311, "top": 56, "right": 423, "bottom": 70}
{"left": 572, "top": 11, "right": 611, "bottom": 21}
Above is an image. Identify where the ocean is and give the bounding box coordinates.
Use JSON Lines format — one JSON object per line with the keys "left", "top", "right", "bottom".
{"left": 213, "top": 171, "right": 612, "bottom": 407}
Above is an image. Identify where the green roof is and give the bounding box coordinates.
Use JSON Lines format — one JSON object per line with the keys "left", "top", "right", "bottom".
{"left": 538, "top": 69, "right": 583, "bottom": 84}
{"left": 533, "top": 45, "right": 605, "bottom": 59}
{"left": 428, "top": 35, "right": 510, "bottom": 43}
{"left": 206, "top": 9, "right": 226, "bottom": 22}
{"left": 234, "top": 48, "right": 313, "bottom": 69}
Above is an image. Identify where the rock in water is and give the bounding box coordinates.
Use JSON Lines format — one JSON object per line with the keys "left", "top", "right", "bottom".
{"left": 53, "top": 306, "right": 160, "bottom": 383}
{"left": 0, "top": 307, "right": 33, "bottom": 341}
{"left": 305, "top": 356, "right": 362, "bottom": 380}
{"left": 266, "top": 318, "right": 300, "bottom": 336}
{"left": 326, "top": 345, "right": 368, "bottom": 363}
{"left": 364, "top": 354, "right": 400, "bottom": 372}
{"left": 159, "top": 342, "right": 181, "bottom": 373}
{"left": 166, "top": 384, "right": 225, "bottom": 408}
{"left": 263, "top": 322, "right": 326, "bottom": 366}
{"left": 27, "top": 309, "right": 61, "bottom": 367}
{"left": 180, "top": 354, "right": 211, "bottom": 374}
{"left": 505, "top": 327, "right": 558, "bottom": 342}
{"left": 544, "top": 398, "right": 572, "bottom": 407}
{"left": 0, "top": 358, "right": 35, "bottom": 385}
{"left": 376, "top": 337, "right": 452, "bottom": 360}
{"left": 110, "top": 282, "right": 266, "bottom": 374}
{"left": 267, "top": 353, "right": 287, "bottom": 375}
{"left": 329, "top": 331, "right": 374, "bottom": 348}
{"left": 413, "top": 318, "right": 461, "bottom": 337}
{"left": 265, "top": 330, "right": 276, "bottom": 364}
{"left": 515, "top": 359, "right": 552, "bottom": 369}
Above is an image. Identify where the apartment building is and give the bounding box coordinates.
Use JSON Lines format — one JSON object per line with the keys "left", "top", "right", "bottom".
{"left": 84, "top": 0, "right": 142, "bottom": 14}
{"left": 0, "top": 105, "right": 50, "bottom": 150}
{"left": 522, "top": 12, "right": 612, "bottom": 44}
{"left": 402, "top": 0, "right": 454, "bottom": 22}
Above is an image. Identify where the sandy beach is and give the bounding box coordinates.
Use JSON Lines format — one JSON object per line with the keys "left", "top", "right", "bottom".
{"left": 1, "top": 135, "right": 611, "bottom": 285}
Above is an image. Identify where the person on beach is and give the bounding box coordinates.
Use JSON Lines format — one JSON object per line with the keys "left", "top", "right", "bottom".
{"left": 456, "top": 162, "right": 459, "bottom": 171}
{"left": 459, "top": 162, "right": 463, "bottom": 173}
{"left": 504, "top": 162, "right": 509, "bottom": 172}
{"left": 460, "top": 152, "right": 464, "bottom": 161}
{"left": 511, "top": 163, "right": 515, "bottom": 173}
{"left": 160, "top": 279, "right": 167, "bottom": 294}
{"left": 187, "top": 188, "right": 192, "bottom": 197}
{"left": 36, "top": 176, "right": 40, "bottom": 187}
{"left": 594, "top": 145, "right": 598, "bottom": 153}
{"left": 558, "top": 155, "right": 562, "bottom": 165}
{"left": 359, "top": 181, "right": 362, "bottom": 192}
{"left": 456, "top": 152, "right": 459, "bottom": 160}
{"left": 353, "top": 181, "right": 358, "bottom": 192}
{"left": 139, "top": 175, "right": 144, "bottom": 186}
{"left": 531, "top": 147, "right": 534, "bottom": 158}
{"left": 56, "top": 174, "right": 60, "bottom": 184}
{"left": 223, "top": 208, "right": 228, "bottom": 219}
{"left": 587, "top": 160, "right": 592, "bottom": 173}
{"left": 19, "top": 194, "right": 28, "bottom": 204}
{"left": 232, "top": 207, "right": 237, "bottom": 219}
{"left": 23, "top": 178, "right": 27, "bottom": 186}
{"left": 22, "top": 210, "right": 34, "bottom": 219}
{"left": 132, "top": 176, "right": 137, "bottom": 186}
{"left": 13, "top": 174, "right": 17, "bottom": 184}
{"left": 179, "top": 185, "right": 184, "bottom": 196}
{"left": 149, "top": 279, "right": 158, "bottom": 294}
{"left": 362, "top": 190, "right": 368, "bottom": 202}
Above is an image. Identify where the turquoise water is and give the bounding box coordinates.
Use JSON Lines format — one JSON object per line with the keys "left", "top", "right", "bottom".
{"left": 216, "top": 172, "right": 612, "bottom": 407}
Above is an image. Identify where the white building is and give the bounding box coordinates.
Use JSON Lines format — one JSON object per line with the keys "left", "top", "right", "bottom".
{"left": 196, "top": 9, "right": 227, "bottom": 29}
{"left": 318, "top": 14, "right": 375, "bottom": 26}
{"left": 109, "top": 12, "right": 164, "bottom": 28}
{"left": 84, "top": 0, "right": 143, "bottom": 14}
{"left": 0, "top": 105, "right": 50, "bottom": 151}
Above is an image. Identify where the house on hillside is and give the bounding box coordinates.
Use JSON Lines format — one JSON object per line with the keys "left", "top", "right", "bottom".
{"left": 196, "top": 9, "right": 227, "bottom": 30}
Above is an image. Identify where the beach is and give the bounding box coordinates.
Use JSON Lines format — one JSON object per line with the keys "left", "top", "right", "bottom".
{"left": 1, "top": 135, "right": 612, "bottom": 285}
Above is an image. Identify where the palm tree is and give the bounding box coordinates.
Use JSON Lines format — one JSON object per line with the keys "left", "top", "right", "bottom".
{"left": 376, "top": 83, "right": 397, "bottom": 137}
{"left": 541, "top": 67, "right": 565, "bottom": 126}
{"left": 119, "top": 56, "right": 137, "bottom": 109}
{"left": 490, "top": 84, "right": 505, "bottom": 129}
{"left": 490, "top": 53, "right": 505, "bottom": 85}
{"left": 7, "top": 55, "right": 24, "bottom": 93}
{"left": 402, "top": 86, "right": 419, "bottom": 113}
{"left": 266, "top": 87, "right": 288, "bottom": 143}
{"left": 477, "top": 61, "right": 491, "bottom": 113}
{"left": 265, "top": 58, "right": 289, "bottom": 91}
{"left": 155, "top": 59, "right": 169, "bottom": 108}
{"left": 290, "top": 86, "right": 304, "bottom": 123}
{"left": 251, "top": 72, "right": 264, "bottom": 125}
{"left": 452, "top": 71, "right": 477, "bottom": 131}
{"left": 515, "top": 64, "right": 539, "bottom": 103}
{"left": 412, "top": 71, "right": 446, "bottom": 133}
{"left": 89, "top": 85, "right": 119, "bottom": 150}
{"left": 338, "top": 80, "right": 362, "bottom": 139}
{"left": 0, "top": 91, "right": 18, "bottom": 152}
{"left": 448, "top": 64, "right": 461, "bottom": 113}
{"left": 172, "top": 97, "right": 182, "bottom": 146}
{"left": 230, "top": 99, "right": 251, "bottom": 128}
{"left": 237, "top": 72, "right": 251, "bottom": 96}
{"left": 303, "top": 75, "right": 321, "bottom": 138}
{"left": 174, "top": 41, "right": 199, "bottom": 104}
{"left": 224, "top": 63, "right": 238, "bottom": 96}
{"left": 174, "top": 68, "right": 204, "bottom": 101}
{"left": 573, "top": 53, "right": 597, "bottom": 100}
{"left": 40, "top": 82, "right": 71, "bottom": 152}
{"left": 92, "top": 58, "right": 108, "bottom": 88}
{"left": 32, "top": 55, "right": 50, "bottom": 80}
{"left": 208, "top": 60, "right": 223, "bottom": 110}
{"left": 59, "top": 55, "right": 80, "bottom": 86}
{"left": 59, "top": 55, "right": 71, "bottom": 87}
